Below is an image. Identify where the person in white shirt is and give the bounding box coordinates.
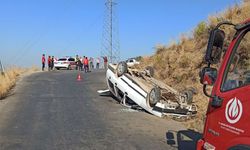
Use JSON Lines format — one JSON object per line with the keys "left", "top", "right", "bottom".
{"left": 96, "top": 57, "right": 100, "bottom": 69}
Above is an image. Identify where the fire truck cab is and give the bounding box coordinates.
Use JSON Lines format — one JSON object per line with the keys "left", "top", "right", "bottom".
{"left": 197, "top": 19, "right": 250, "bottom": 150}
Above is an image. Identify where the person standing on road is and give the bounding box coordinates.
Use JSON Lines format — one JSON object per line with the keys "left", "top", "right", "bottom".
{"left": 103, "top": 56, "right": 108, "bottom": 70}
{"left": 96, "top": 57, "right": 100, "bottom": 69}
{"left": 77, "top": 57, "right": 82, "bottom": 71}
{"left": 42, "top": 54, "right": 46, "bottom": 71}
{"left": 79, "top": 57, "right": 83, "bottom": 71}
{"left": 75, "top": 55, "right": 79, "bottom": 70}
{"left": 48, "top": 56, "right": 51, "bottom": 71}
{"left": 84, "top": 56, "right": 89, "bottom": 73}
{"left": 51, "top": 56, "right": 54, "bottom": 70}
{"left": 82, "top": 56, "right": 85, "bottom": 72}
{"left": 89, "top": 57, "right": 93, "bottom": 71}
{"left": 91, "top": 57, "right": 94, "bottom": 69}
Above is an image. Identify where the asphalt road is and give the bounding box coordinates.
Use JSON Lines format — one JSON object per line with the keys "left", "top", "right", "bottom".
{"left": 0, "top": 70, "right": 196, "bottom": 150}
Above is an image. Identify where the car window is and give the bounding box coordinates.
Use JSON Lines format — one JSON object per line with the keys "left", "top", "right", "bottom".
{"left": 222, "top": 31, "right": 250, "bottom": 91}
{"left": 68, "top": 58, "right": 75, "bottom": 61}
{"left": 129, "top": 59, "right": 134, "bottom": 62}
{"left": 58, "top": 58, "right": 67, "bottom": 61}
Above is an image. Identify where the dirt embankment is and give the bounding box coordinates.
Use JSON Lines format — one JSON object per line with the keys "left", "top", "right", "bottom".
{"left": 138, "top": 1, "right": 250, "bottom": 132}
{"left": 0, "top": 66, "right": 39, "bottom": 99}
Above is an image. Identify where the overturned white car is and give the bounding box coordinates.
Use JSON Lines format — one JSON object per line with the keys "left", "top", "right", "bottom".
{"left": 100, "top": 62, "right": 197, "bottom": 119}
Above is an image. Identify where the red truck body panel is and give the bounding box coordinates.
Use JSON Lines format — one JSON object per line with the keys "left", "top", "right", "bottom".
{"left": 198, "top": 19, "right": 250, "bottom": 150}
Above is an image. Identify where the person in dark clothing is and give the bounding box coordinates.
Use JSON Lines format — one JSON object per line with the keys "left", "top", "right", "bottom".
{"left": 77, "top": 58, "right": 82, "bottom": 71}
{"left": 51, "top": 56, "right": 54, "bottom": 70}
{"left": 75, "top": 55, "right": 79, "bottom": 70}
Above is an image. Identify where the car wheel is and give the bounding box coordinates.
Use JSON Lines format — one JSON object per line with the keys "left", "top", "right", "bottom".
{"left": 56, "top": 67, "right": 60, "bottom": 70}
{"left": 117, "top": 61, "right": 128, "bottom": 77}
{"left": 145, "top": 66, "right": 154, "bottom": 77}
{"left": 67, "top": 65, "right": 71, "bottom": 70}
{"left": 180, "top": 89, "right": 194, "bottom": 104}
{"left": 148, "top": 86, "right": 161, "bottom": 107}
{"left": 188, "top": 87, "right": 197, "bottom": 94}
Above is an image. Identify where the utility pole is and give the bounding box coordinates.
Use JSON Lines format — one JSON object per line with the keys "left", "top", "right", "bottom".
{"left": 101, "top": 0, "right": 120, "bottom": 64}
{"left": 0, "top": 59, "right": 5, "bottom": 76}
{"left": 110, "top": 0, "right": 113, "bottom": 63}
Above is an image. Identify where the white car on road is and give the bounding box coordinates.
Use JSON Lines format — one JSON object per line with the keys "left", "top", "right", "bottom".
{"left": 54, "top": 57, "right": 76, "bottom": 70}
{"left": 126, "top": 58, "right": 140, "bottom": 67}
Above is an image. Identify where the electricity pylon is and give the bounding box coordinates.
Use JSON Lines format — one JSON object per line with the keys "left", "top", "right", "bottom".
{"left": 101, "top": 0, "right": 120, "bottom": 63}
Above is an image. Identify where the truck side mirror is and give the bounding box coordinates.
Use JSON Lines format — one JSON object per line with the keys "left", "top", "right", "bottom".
{"left": 205, "top": 29, "right": 225, "bottom": 64}
{"left": 200, "top": 67, "right": 217, "bottom": 86}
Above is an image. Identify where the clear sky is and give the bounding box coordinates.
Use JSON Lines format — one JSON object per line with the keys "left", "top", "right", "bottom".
{"left": 0, "top": 0, "right": 241, "bottom": 67}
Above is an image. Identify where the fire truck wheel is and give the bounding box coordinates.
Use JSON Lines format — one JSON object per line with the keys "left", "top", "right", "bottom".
{"left": 145, "top": 66, "right": 154, "bottom": 77}
{"left": 117, "top": 61, "right": 128, "bottom": 77}
{"left": 148, "top": 86, "right": 161, "bottom": 107}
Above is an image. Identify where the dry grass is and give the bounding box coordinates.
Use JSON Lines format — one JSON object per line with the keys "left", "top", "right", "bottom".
{"left": 139, "top": 1, "right": 250, "bottom": 132}
{"left": 0, "top": 66, "right": 39, "bottom": 99}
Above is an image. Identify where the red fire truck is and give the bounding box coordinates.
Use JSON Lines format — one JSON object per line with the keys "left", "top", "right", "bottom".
{"left": 197, "top": 19, "right": 250, "bottom": 150}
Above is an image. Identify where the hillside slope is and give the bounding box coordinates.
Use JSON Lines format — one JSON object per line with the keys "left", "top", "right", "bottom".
{"left": 139, "top": 1, "right": 250, "bottom": 132}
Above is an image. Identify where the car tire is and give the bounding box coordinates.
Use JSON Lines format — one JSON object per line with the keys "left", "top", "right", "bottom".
{"left": 56, "top": 67, "right": 60, "bottom": 70}
{"left": 117, "top": 61, "right": 128, "bottom": 77}
{"left": 180, "top": 89, "right": 193, "bottom": 104}
{"left": 145, "top": 66, "right": 154, "bottom": 77}
{"left": 188, "top": 87, "right": 197, "bottom": 94}
{"left": 67, "top": 65, "right": 71, "bottom": 70}
{"left": 148, "top": 86, "right": 161, "bottom": 107}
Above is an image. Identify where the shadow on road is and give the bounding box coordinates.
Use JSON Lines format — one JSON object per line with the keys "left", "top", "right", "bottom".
{"left": 166, "top": 129, "right": 202, "bottom": 150}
